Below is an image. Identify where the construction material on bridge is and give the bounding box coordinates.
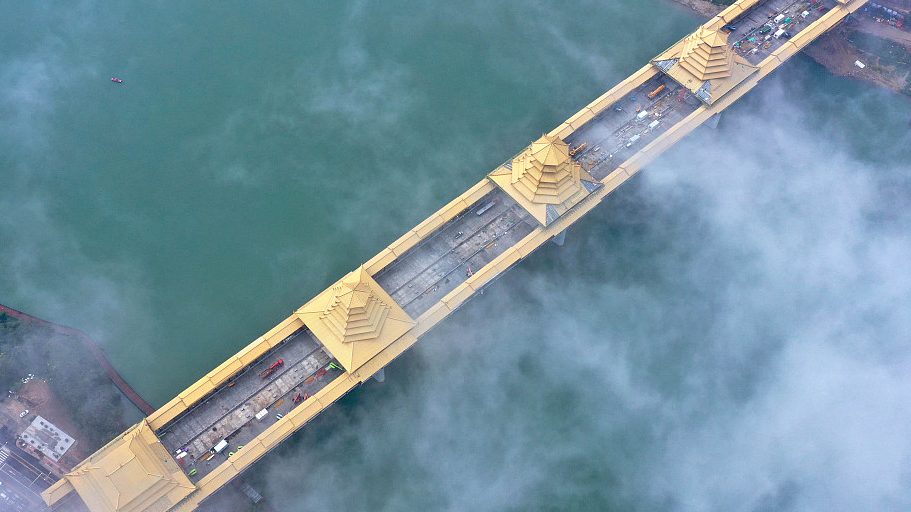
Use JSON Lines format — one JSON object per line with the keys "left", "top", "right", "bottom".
{"left": 648, "top": 84, "right": 666, "bottom": 98}
{"left": 42, "top": 1, "right": 872, "bottom": 510}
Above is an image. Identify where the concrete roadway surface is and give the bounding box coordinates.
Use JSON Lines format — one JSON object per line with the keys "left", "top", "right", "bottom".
{"left": 0, "top": 447, "right": 49, "bottom": 511}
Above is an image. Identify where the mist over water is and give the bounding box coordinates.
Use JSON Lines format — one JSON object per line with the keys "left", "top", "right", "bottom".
{"left": 252, "top": 65, "right": 911, "bottom": 510}
{"left": 4, "top": 0, "right": 911, "bottom": 510}
{"left": 0, "top": 0, "right": 697, "bottom": 403}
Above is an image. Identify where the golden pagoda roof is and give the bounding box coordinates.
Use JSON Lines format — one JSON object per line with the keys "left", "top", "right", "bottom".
{"left": 678, "top": 27, "right": 735, "bottom": 81}
{"left": 45, "top": 420, "right": 196, "bottom": 512}
{"left": 488, "top": 134, "right": 601, "bottom": 226}
{"left": 296, "top": 266, "right": 415, "bottom": 372}
{"left": 652, "top": 27, "right": 758, "bottom": 104}
{"left": 511, "top": 134, "right": 583, "bottom": 204}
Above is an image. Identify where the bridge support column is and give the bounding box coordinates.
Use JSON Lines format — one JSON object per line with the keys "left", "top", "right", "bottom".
{"left": 552, "top": 229, "right": 567, "bottom": 246}
{"left": 373, "top": 368, "right": 386, "bottom": 383}
{"left": 707, "top": 112, "right": 722, "bottom": 129}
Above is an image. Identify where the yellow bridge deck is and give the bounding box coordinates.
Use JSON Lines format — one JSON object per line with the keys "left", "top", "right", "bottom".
{"left": 43, "top": 0, "right": 870, "bottom": 510}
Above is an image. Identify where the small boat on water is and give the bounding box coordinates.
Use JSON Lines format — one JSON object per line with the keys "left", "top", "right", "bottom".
{"left": 111, "top": 77, "right": 123, "bottom": 83}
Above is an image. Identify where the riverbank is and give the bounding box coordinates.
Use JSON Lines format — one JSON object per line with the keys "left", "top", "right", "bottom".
{"left": 0, "top": 304, "right": 155, "bottom": 416}
{"left": 665, "top": 0, "right": 911, "bottom": 94}
{"left": 671, "top": 0, "right": 724, "bottom": 18}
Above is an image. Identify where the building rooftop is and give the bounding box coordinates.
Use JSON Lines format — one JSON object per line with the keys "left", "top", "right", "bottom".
{"left": 20, "top": 415, "right": 75, "bottom": 462}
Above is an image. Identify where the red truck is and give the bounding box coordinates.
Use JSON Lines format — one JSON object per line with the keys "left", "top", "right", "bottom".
{"left": 260, "top": 359, "right": 284, "bottom": 378}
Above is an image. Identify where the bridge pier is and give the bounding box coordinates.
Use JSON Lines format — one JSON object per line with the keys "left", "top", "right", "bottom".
{"left": 551, "top": 229, "right": 566, "bottom": 246}
{"left": 373, "top": 368, "right": 386, "bottom": 383}
{"left": 707, "top": 112, "right": 722, "bottom": 129}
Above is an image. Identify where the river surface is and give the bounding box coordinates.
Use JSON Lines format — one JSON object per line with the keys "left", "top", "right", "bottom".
{"left": 3, "top": 0, "right": 911, "bottom": 510}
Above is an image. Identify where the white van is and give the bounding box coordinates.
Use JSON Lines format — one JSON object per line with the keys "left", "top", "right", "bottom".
{"left": 213, "top": 439, "right": 229, "bottom": 454}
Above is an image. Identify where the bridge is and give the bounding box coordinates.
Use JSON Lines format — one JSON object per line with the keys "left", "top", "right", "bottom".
{"left": 42, "top": 0, "right": 870, "bottom": 510}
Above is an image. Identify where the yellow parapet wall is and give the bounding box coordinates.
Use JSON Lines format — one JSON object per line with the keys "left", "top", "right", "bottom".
{"left": 548, "top": 64, "right": 657, "bottom": 140}
{"left": 706, "top": 0, "right": 764, "bottom": 30}
{"left": 147, "top": 315, "right": 304, "bottom": 431}
{"left": 44, "top": 1, "right": 868, "bottom": 510}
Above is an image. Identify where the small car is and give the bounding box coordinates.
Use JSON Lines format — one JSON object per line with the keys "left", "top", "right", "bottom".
{"left": 19, "top": 410, "right": 28, "bottom": 418}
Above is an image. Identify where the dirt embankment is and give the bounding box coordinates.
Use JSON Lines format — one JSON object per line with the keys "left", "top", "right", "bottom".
{"left": 0, "top": 305, "right": 146, "bottom": 466}
{"left": 803, "top": 25, "right": 910, "bottom": 91}
{"left": 672, "top": 0, "right": 724, "bottom": 18}
{"left": 0, "top": 303, "right": 155, "bottom": 415}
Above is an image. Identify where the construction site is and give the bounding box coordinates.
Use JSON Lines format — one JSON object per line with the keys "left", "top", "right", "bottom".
{"left": 154, "top": 328, "right": 340, "bottom": 483}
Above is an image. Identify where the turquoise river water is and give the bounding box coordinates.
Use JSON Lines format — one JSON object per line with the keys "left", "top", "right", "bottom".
{"left": 3, "top": 0, "right": 911, "bottom": 510}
